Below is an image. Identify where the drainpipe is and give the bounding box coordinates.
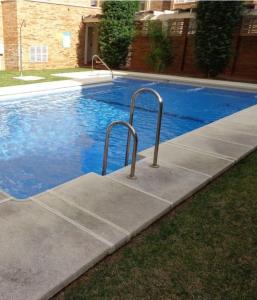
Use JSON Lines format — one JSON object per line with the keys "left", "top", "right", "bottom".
{"left": 19, "top": 20, "right": 26, "bottom": 77}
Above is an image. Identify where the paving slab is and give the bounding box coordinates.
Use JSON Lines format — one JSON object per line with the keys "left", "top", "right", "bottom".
{"left": 170, "top": 132, "right": 252, "bottom": 161}
{"left": 0, "top": 80, "right": 82, "bottom": 98}
{"left": 195, "top": 124, "right": 257, "bottom": 147}
{"left": 13, "top": 76, "right": 45, "bottom": 81}
{"left": 74, "top": 77, "right": 113, "bottom": 85}
{"left": 52, "top": 173, "right": 170, "bottom": 236}
{"left": 140, "top": 143, "right": 233, "bottom": 177}
{"left": 115, "top": 71, "right": 257, "bottom": 92}
{"left": 53, "top": 70, "right": 111, "bottom": 79}
{"left": 0, "top": 200, "right": 109, "bottom": 300}
{"left": 242, "top": 104, "right": 257, "bottom": 114}
{"left": 0, "top": 191, "right": 9, "bottom": 201}
{"left": 212, "top": 119, "right": 257, "bottom": 136}
{"left": 224, "top": 108, "right": 257, "bottom": 126}
{"left": 34, "top": 192, "right": 128, "bottom": 249}
{"left": 110, "top": 158, "right": 210, "bottom": 204}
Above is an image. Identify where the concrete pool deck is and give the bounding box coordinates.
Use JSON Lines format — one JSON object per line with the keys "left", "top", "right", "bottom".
{"left": 0, "top": 72, "right": 257, "bottom": 299}
{"left": 0, "top": 72, "right": 113, "bottom": 99}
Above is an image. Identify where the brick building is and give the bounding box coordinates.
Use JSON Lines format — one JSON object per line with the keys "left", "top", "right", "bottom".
{"left": 1, "top": 0, "right": 256, "bottom": 72}
{"left": 0, "top": 0, "right": 102, "bottom": 70}
{"left": 0, "top": 3, "right": 4, "bottom": 70}
{"left": 0, "top": 0, "right": 178, "bottom": 71}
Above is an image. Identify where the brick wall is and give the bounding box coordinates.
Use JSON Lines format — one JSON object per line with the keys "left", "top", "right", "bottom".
{"left": 2, "top": 0, "right": 19, "bottom": 70}
{"left": 2, "top": 0, "right": 101, "bottom": 70}
{"left": 232, "top": 36, "right": 257, "bottom": 80}
{"left": 129, "top": 19, "right": 257, "bottom": 83}
{"left": 17, "top": 0, "right": 101, "bottom": 70}
{"left": 0, "top": 2, "right": 4, "bottom": 70}
{"left": 149, "top": 1, "right": 173, "bottom": 11}
{"left": 172, "top": 2, "right": 197, "bottom": 10}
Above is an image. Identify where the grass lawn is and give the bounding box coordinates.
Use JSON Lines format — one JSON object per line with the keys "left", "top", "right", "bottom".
{"left": 54, "top": 151, "right": 257, "bottom": 300}
{"left": 0, "top": 68, "right": 89, "bottom": 87}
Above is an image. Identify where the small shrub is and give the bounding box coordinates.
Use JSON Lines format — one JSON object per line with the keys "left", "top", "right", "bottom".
{"left": 147, "top": 21, "right": 173, "bottom": 73}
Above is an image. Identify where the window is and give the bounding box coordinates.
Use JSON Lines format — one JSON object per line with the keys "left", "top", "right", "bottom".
{"left": 30, "top": 46, "right": 48, "bottom": 63}
{"left": 90, "top": 0, "right": 97, "bottom": 7}
{"left": 168, "top": 20, "right": 184, "bottom": 36}
{"left": 241, "top": 17, "right": 257, "bottom": 36}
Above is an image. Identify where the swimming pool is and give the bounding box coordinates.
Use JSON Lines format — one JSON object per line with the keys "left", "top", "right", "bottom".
{"left": 0, "top": 77, "right": 257, "bottom": 199}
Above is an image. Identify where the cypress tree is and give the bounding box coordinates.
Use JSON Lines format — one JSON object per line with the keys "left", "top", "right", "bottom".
{"left": 99, "top": 0, "right": 139, "bottom": 69}
{"left": 195, "top": 1, "right": 243, "bottom": 77}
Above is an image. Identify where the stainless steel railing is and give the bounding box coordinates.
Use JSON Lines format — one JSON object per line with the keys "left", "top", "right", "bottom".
{"left": 92, "top": 54, "right": 114, "bottom": 80}
{"left": 125, "top": 88, "right": 163, "bottom": 168}
{"left": 102, "top": 121, "right": 138, "bottom": 179}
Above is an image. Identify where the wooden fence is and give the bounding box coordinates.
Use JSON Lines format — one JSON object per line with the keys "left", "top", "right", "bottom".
{"left": 129, "top": 16, "right": 257, "bottom": 82}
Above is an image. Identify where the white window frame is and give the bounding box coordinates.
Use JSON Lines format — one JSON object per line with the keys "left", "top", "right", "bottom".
{"left": 30, "top": 45, "right": 48, "bottom": 63}
{"left": 90, "top": 0, "right": 98, "bottom": 7}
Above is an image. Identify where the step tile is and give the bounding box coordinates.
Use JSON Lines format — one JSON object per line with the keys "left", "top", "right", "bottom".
{"left": 195, "top": 124, "right": 257, "bottom": 147}
{"left": 52, "top": 173, "right": 170, "bottom": 236}
{"left": 225, "top": 108, "right": 257, "bottom": 126}
{"left": 110, "top": 158, "right": 210, "bottom": 205}
{"left": 0, "top": 191, "right": 9, "bottom": 201}
{"left": 170, "top": 132, "right": 252, "bottom": 161}
{"left": 140, "top": 143, "right": 233, "bottom": 178}
{"left": 0, "top": 200, "right": 109, "bottom": 300}
{"left": 212, "top": 118, "right": 257, "bottom": 136}
{"left": 34, "top": 192, "right": 128, "bottom": 249}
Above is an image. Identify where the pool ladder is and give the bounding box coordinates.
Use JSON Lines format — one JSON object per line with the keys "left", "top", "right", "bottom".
{"left": 102, "top": 88, "right": 163, "bottom": 179}
{"left": 92, "top": 54, "right": 114, "bottom": 80}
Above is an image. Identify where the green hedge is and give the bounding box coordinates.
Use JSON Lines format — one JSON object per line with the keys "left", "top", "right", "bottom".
{"left": 195, "top": 1, "right": 243, "bottom": 77}
{"left": 99, "top": 0, "right": 139, "bottom": 69}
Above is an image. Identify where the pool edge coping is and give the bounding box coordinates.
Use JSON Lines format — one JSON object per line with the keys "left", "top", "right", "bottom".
{"left": 115, "top": 71, "right": 257, "bottom": 93}
{"left": 0, "top": 71, "right": 257, "bottom": 100}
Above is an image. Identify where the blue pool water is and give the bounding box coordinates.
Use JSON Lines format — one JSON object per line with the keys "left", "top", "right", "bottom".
{"left": 0, "top": 78, "right": 257, "bottom": 199}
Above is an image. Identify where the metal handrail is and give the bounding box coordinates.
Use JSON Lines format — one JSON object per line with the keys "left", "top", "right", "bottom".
{"left": 125, "top": 88, "right": 163, "bottom": 168}
{"left": 92, "top": 54, "right": 114, "bottom": 79}
{"left": 102, "top": 121, "right": 138, "bottom": 179}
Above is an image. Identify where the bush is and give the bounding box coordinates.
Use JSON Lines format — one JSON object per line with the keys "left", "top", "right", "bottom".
{"left": 147, "top": 21, "right": 173, "bottom": 73}
{"left": 99, "top": 0, "right": 139, "bottom": 69}
{"left": 195, "top": 1, "right": 243, "bottom": 77}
